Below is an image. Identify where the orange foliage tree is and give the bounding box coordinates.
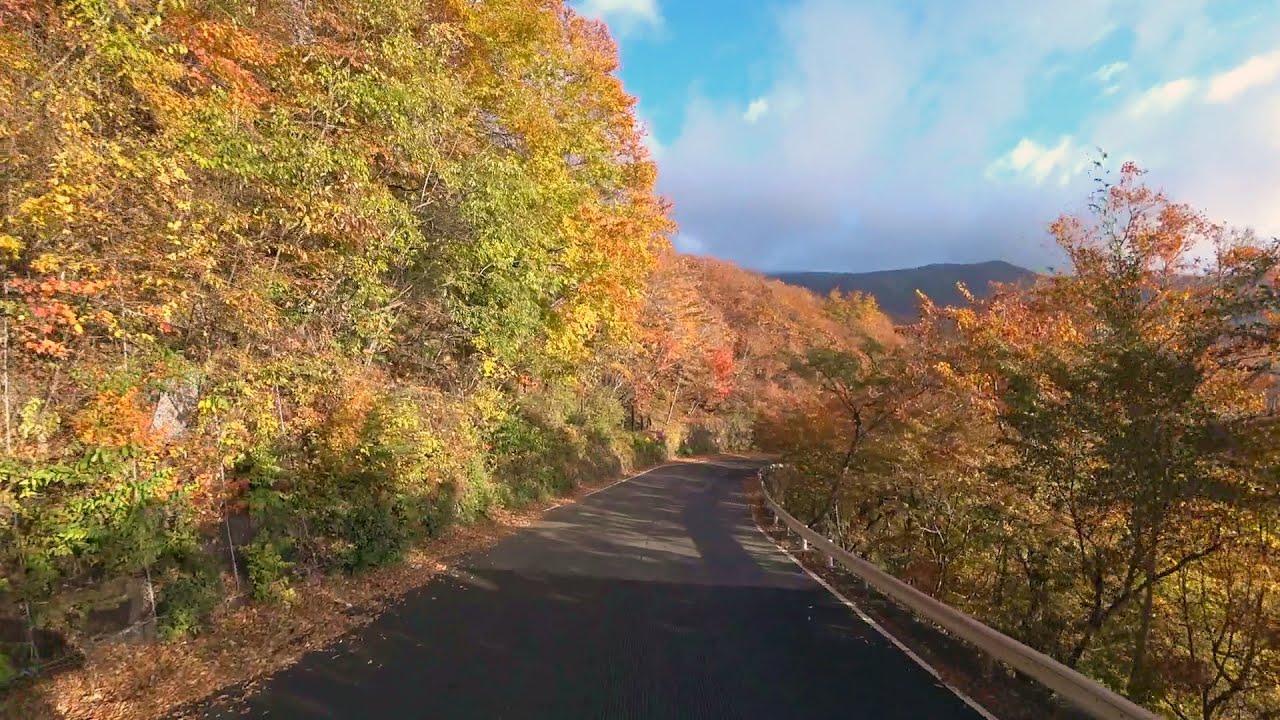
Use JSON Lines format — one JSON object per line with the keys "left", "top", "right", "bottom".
{"left": 765, "top": 162, "right": 1280, "bottom": 718}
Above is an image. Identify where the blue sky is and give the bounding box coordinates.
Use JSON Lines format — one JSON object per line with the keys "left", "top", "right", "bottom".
{"left": 601, "top": 1, "right": 786, "bottom": 140}
{"left": 576, "top": 0, "right": 1280, "bottom": 273}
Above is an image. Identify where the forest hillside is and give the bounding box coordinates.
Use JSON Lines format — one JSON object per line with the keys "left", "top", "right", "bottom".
{"left": 1, "top": 2, "right": 892, "bottom": 713}
{"left": 772, "top": 260, "right": 1037, "bottom": 321}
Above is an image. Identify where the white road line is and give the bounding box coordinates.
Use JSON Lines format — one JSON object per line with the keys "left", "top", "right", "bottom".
{"left": 750, "top": 509, "right": 1002, "bottom": 720}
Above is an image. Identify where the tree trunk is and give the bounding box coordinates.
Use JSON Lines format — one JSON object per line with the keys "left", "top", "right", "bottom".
{"left": 1068, "top": 599, "right": 1105, "bottom": 667}
{"left": 810, "top": 419, "right": 863, "bottom": 528}
{"left": 1126, "top": 545, "right": 1159, "bottom": 700}
{"left": 2, "top": 313, "right": 11, "bottom": 454}
{"left": 992, "top": 539, "right": 1010, "bottom": 609}
{"left": 664, "top": 377, "right": 682, "bottom": 426}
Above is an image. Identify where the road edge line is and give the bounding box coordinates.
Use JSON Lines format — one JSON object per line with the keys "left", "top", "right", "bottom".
{"left": 545, "top": 461, "right": 676, "bottom": 510}
{"left": 749, "top": 511, "right": 1001, "bottom": 720}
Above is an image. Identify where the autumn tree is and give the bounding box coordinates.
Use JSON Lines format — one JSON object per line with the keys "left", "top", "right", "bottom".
{"left": 764, "top": 162, "right": 1280, "bottom": 717}
{"left": 959, "top": 164, "right": 1279, "bottom": 692}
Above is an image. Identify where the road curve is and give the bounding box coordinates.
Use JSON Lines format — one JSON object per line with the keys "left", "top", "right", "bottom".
{"left": 195, "top": 460, "right": 983, "bottom": 719}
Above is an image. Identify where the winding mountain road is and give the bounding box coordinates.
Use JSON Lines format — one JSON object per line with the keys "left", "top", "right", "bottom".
{"left": 197, "top": 460, "right": 983, "bottom": 719}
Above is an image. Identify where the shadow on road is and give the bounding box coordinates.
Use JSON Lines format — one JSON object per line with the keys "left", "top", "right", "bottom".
{"left": 178, "top": 461, "right": 979, "bottom": 720}
{"left": 191, "top": 570, "right": 935, "bottom": 720}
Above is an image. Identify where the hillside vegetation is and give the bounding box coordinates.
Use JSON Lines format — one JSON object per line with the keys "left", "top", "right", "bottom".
{"left": 773, "top": 260, "right": 1037, "bottom": 322}
{"left": 0, "top": 1, "right": 891, "bottom": 711}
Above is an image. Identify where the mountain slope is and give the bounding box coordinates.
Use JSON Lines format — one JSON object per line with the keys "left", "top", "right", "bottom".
{"left": 772, "top": 261, "right": 1037, "bottom": 321}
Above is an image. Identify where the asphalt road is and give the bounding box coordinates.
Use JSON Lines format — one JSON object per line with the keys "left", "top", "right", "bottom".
{"left": 197, "top": 460, "right": 983, "bottom": 719}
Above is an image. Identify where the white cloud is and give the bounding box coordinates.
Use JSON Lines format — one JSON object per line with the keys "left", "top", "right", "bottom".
{"left": 1206, "top": 47, "right": 1280, "bottom": 103}
{"left": 654, "top": 0, "right": 1280, "bottom": 274}
{"left": 641, "top": 124, "right": 664, "bottom": 159}
{"left": 578, "top": 0, "right": 661, "bottom": 27}
{"left": 987, "top": 136, "right": 1079, "bottom": 185}
{"left": 673, "top": 232, "right": 707, "bottom": 255}
{"left": 1093, "top": 61, "right": 1129, "bottom": 83}
{"left": 1126, "top": 77, "right": 1199, "bottom": 118}
{"left": 634, "top": 110, "right": 665, "bottom": 159}
{"left": 743, "top": 98, "right": 770, "bottom": 124}
{"left": 1103, "top": 84, "right": 1121, "bottom": 96}
{"left": 1086, "top": 80, "right": 1280, "bottom": 244}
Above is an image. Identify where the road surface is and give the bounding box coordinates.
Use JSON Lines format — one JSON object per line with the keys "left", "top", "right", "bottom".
{"left": 196, "top": 460, "right": 983, "bottom": 719}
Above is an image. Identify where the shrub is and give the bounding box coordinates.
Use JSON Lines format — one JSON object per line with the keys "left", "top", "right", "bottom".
{"left": 453, "top": 463, "right": 502, "bottom": 523}
{"left": 157, "top": 550, "right": 223, "bottom": 640}
{"left": 335, "top": 487, "right": 409, "bottom": 572}
{"left": 242, "top": 539, "right": 296, "bottom": 605}
{"left": 630, "top": 433, "right": 667, "bottom": 468}
{"left": 679, "top": 425, "right": 718, "bottom": 456}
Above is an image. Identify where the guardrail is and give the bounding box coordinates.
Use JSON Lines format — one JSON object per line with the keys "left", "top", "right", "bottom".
{"left": 757, "top": 467, "right": 1159, "bottom": 720}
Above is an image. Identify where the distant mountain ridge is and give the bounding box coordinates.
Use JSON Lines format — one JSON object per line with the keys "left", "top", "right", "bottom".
{"left": 771, "top": 260, "right": 1038, "bottom": 322}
